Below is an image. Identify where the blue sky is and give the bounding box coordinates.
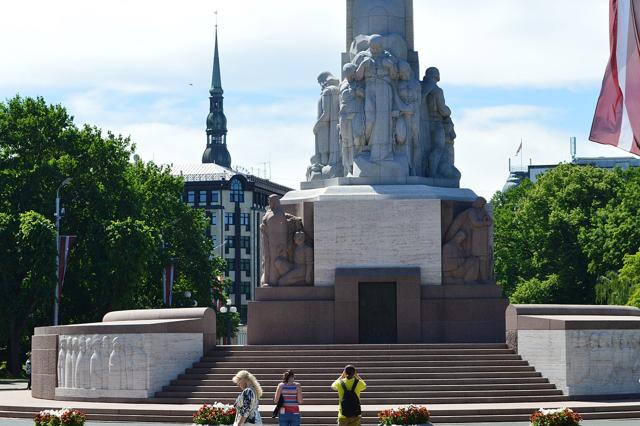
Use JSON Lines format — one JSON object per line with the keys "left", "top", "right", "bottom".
{"left": 1, "top": 0, "right": 633, "bottom": 198}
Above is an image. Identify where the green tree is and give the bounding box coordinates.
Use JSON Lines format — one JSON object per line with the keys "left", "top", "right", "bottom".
{"left": 0, "top": 212, "right": 55, "bottom": 374}
{"left": 596, "top": 252, "right": 640, "bottom": 306}
{"left": 493, "top": 164, "right": 634, "bottom": 304}
{"left": 0, "top": 96, "right": 226, "bottom": 373}
{"left": 510, "top": 274, "right": 562, "bottom": 304}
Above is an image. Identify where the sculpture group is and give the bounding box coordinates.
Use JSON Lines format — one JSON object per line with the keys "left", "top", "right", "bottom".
{"left": 260, "top": 195, "right": 313, "bottom": 287}
{"left": 308, "top": 33, "right": 459, "bottom": 183}
{"left": 442, "top": 197, "right": 493, "bottom": 283}
{"left": 57, "top": 334, "right": 148, "bottom": 391}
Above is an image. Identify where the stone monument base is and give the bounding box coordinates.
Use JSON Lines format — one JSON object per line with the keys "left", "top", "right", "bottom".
{"left": 247, "top": 269, "right": 507, "bottom": 344}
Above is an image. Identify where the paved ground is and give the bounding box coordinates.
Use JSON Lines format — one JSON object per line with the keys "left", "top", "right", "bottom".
{"left": 1, "top": 419, "right": 639, "bottom": 425}
{"left": 0, "top": 381, "right": 27, "bottom": 391}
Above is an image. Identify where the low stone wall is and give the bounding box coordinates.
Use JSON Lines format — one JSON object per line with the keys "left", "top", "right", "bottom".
{"left": 506, "top": 304, "right": 640, "bottom": 397}
{"left": 32, "top": 307, "right": 215, "bottom": 401}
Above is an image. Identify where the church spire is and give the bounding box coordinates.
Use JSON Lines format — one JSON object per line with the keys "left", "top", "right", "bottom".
{"left": 202, "top": 14, "right": 232, "bottom": 167}
{"left": 210, "top": 25, "right": 223, "bottom": 95}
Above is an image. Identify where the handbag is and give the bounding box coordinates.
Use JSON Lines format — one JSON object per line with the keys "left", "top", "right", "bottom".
{"left": 271, "top": 393, "right": 284, "bottom": 418}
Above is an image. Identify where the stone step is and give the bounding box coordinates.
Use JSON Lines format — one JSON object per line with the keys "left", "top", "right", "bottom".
{"left": 150, "top": 394, "right": 568, "bottom": 404}
{"left": 177, "top": 371, "right": 543, "bottom": 380}
{"left": 193, "top": 359, "right": 530, "bottom": 368}
{"left": 215, "top": 343, "right": 509, "bottom": 351}
{"left": 157, "top": 388, "right": 564, "bottom": 399}
{"left": 204, "top": 350, "right": 519, "bottom": 358}
{"left": 184, "top": 365, "right": 537, "bottom": 374}
{"left": 170, "top": 376, "right": 551, "bottom": 386}
{"left": 163, "top": 383, "right": 558, "bottom": 392}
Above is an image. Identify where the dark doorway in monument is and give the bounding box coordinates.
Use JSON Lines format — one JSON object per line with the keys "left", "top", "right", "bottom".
{"left": 358, "top": 282, "right": 397, "bottom": 343}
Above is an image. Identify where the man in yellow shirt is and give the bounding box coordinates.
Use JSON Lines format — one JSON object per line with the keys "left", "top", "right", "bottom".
{"left": 331, "top": 365, "right": 366, "bottom": 426}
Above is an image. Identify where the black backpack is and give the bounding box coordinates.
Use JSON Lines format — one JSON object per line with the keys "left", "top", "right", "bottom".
{"left": 340, "top": 378, "right": 362, "bottom": 417}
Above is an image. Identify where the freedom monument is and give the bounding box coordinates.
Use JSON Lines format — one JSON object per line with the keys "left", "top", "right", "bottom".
{"left": 248, "top": 0, "right": 507, "bottom": 345}
{"left": 25, "top": 1, "right": 640, "bottom": 416}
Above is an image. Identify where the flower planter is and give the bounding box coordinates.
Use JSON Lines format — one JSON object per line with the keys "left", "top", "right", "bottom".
{"left": 192, "top": 402, "right": 236, "bottom": 426}
{"left": 379, "top": 405, "right": 432, "bottom": 426}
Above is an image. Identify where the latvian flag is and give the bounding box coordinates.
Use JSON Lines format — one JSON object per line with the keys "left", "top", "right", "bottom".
{"left": 590, "top": 0, "right": 640, "bottom": 155}
{"left": 163, "top": 262, "right": 175, "bottom": 306}
{"left": 57, "top": 236, "right": 76, "bottom": 299}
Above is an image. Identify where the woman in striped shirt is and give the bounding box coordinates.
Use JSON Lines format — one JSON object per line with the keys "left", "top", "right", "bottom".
{"left": 274, "top": 369, "right": 303, "bottom": 426}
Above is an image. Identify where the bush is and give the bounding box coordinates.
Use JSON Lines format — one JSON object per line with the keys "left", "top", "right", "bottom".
{"left": 510, "top": 274, "right": 562, "bottom": 304}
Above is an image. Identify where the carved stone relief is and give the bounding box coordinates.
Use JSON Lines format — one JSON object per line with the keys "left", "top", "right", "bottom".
{"left": 260, "top": 196, "right": 313, "bottom": 287}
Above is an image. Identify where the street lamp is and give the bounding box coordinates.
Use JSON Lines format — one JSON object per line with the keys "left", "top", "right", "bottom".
{"left": 219, "top": 299, "right": 237, "bottom": 345}
{"left": 54, "top": 177, "right": 72, "bottom": 326}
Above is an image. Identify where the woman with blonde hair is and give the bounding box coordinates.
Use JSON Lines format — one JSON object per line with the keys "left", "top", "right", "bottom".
{"left": 232, "top": 370, "right": 263, "bottom": 425}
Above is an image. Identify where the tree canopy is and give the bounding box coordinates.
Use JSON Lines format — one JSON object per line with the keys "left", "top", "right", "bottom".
{"left": 0, "top": 96, "right": 226, "bottom": 374}
{"left": 493, "top": 163, "right": 640, "bottom": 306}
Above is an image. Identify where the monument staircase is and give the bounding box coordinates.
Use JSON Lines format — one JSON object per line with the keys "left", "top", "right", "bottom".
{"left": 151, "top": 343, "right": 572, "bottom": 423}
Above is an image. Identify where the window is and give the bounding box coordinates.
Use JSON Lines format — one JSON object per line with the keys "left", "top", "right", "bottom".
{"left": 187, "top": 191, "right": 195, "bottom": 203}
{"left": 240, "top": 259, "right": 251, "bottom": 274}
{"left": 211, "top": 213, "right": 217, "bottom": 225}
{"left": 240, "top": 213, "right": 250, "bottom": 226}
{"left": 211, "top": 191, "right": 220, "bottom": 204}
{"left": 230, "top": 178, "right": 244, "bottom": 203}
{"left": 240, "top": 236, "right": 250, "bottom": 254}
{"left": 199, "top": 190, "right": 207, "bottom": 205}
{"left": 225, "top": 236, "right": 235, "bottom": 248}
{"left": 224, "top": 212, "right": 234, "bottom": 225}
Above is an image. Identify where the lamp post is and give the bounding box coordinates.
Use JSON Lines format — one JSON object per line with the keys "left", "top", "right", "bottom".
{"left": 219, "top": 298, "right": 237, "bottom": 345}
{"left": 54, "top": 177, "right": 72, "bottom": 326}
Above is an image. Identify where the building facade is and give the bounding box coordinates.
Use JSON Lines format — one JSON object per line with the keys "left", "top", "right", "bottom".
{"left": 172, "top": 26, "right": 291, "bottom": 323}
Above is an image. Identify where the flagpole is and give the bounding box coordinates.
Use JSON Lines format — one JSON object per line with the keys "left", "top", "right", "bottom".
{"left": 53, "top": 177, "right": 72, "bottom": 326}
{"left": 520, "top": 139, "right": 523, "bottom": 170}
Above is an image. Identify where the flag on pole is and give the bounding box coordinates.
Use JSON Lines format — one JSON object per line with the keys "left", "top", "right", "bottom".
{"left": 515, "top": 141, "right": 523, "bottom": 156}
{"left": 590, "top": 0, "right": 640, "bottom": 155}
{"left": 57, "top": 236, "right": 76, "bottom": 299}
{"left": 163, "top": 262, "right": 175, "bottom": 306}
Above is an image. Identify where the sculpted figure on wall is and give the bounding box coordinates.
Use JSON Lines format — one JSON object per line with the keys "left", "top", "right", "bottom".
{"left": 260, "top": 195, "right": 289, "bottom": 286}
{"left": 89, "top": 335, "right": 102, "bottom": 389}
{"left": 278, "top": 231, "right": 314, "bottom": 286}
{"left": 444, "top": 197, "right": 493, "bottom": 282}
{"left": 442, "top": 231, "right": 480, "bottom": 282}
{"left": 309, "top": 72, "right": 341, "bottom": 180}
{"left": 339, "top": 63, "right": 365, "bottom": 176}
{"left": 395, "top": 60, "right": 422, "bottom": 175}
{"left": 108, "top": 337, "right": 124, "bottom": 390}
{"left": 57, "top": 337, "right": 67, "bottom": 387}
{"left": 260, "top": 196, "right": 314, "bottom": 287}
{"left": 421, "top": 67, "right": 452, "bottom": 178}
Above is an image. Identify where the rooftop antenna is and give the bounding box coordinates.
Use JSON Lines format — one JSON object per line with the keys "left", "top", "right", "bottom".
{"left": 215, "top": 10, "right": 218, "bottom": 29}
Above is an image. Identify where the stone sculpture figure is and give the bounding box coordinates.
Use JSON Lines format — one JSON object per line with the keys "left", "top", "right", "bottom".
{"left": 74, "top": 337, "right": 88, "bottom": 389}
{"left": 311, "top": 72, "right": 341, "bottom": 178}
{"left": 70, "top": 337, "right": 79, "bottom": 388}
{"left": 57, "top": 337, "right": 67, "bottom": 387}
{"left": 100, "top": 336, "right": 110, "bottom": 389}
{"left": 89, "top": 335, "right": 102, "bottom": 389}
{"left": 395, "top": 60, "right": 422, "bottom": 174}
{"left": 125, "top": 337, "right": 134, "bottom": 390}
{"left": 438, "top": 116, "right": 461, "bottom": 180}
{"left": 355, "top": 34, "right": 399, "bottom": 161}
{"left": 277, "top": 231, "right": 314, "bottom": 286}
{"left": 339, "top": 63, "right": 365, "bottom": 176}
{"left": 260, "top": 195, "right": 289, "bottom": 286}
{"left": 421, "top": 67, "right": 451, "bottom": 177}
{"left": 132, "top": 336, "right": 148, "bottom": 390}
{"left": 442, "top": 231, "right": 480, "bottom": 282}
{"left": 65, "top": 337, "right": 74, "bottom": 388}
{"left": 445, "top": 197, "right": 493, "bottom": 282}
{"left": 108, "top": 337, "right": 125, "bottom": 390}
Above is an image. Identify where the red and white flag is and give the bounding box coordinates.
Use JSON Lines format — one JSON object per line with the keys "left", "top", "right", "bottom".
{"left": 57, "top": 235, "right": 76, "bottom": 299}
{"left": 590, "top": 0, "right": 640, "bottom": 155}
{"left": 163, "top": 262, "right": 175, "bottom": 306}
